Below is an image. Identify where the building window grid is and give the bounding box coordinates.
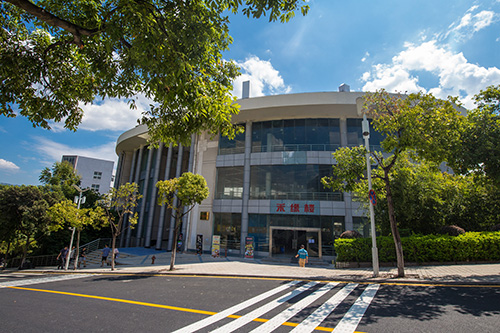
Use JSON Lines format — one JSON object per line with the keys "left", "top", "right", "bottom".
{"left": 93, "top": 171, "right": 102, "bottom": 180}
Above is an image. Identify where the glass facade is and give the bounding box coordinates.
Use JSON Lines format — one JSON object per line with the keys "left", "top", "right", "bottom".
{"left": 212, "top": 116, "right": 383, "bottom": 257}
{"left": 248, "top": 214, "right": 345, "bottom": 256}
{"left": 219, "top": 130, "right": 245, "bottom": 155}
{"left": 213, "top": 213, "right": 242, "bottom": 250}
{"left": 249, "top": 164, "right": 343, "bottom": 201}
{"left": 215, "top": 167, "right": 244, "bottom": 199}
{"left": 251, "top": 119, "right": 340, "bottom": 152}
{"left": 347, "top": 118, "right": 384, "bottom": 151}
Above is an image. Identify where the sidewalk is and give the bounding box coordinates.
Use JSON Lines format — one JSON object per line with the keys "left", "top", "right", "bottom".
{"left": 24, "top": 248, "right": 500, "bottom": 286}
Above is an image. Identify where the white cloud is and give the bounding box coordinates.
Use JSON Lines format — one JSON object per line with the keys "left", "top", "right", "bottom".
{"left": 447, "top": 7, "right": 498, "bottom": 41}
{"left": 0, "top": 158, "right": 20, "bottom": 171}
{"left": 232, "top": 56, "right": 291, "bottom": 98}
{"left": 33, "top": 137, "right": 118, "bottom": 166}
{"left": 47, "top": 95, "right": 149, "bottom": 133}
{"left": 79, "top": 96, "right": 148, "bottom": 132}
{"left": 361, "top": 40, "right": 500, "bottom": 108}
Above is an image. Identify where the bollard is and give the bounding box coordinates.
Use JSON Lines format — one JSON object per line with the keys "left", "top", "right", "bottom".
{"left": 151, "top": 255, "right": 156, "bottom": 264}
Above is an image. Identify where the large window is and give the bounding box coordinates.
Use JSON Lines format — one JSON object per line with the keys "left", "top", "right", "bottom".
{"left": 213, "top": 213, "right": 241, "bottom": 250}
{"left": 252, "top": 118, "right": 340, "bottom": 153}
{"left": 219, "top": 129, "right": 245, "bottom": 155}
{"left": 250, "top": 165, "right": 343, "bottom": 201}
{"left": 215, "top": 167, "right": 244, "bottom": 199}
{"left": 347, "top": 118, "right": 384, "bottom": 151}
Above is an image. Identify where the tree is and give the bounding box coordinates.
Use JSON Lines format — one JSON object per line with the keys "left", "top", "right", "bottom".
{"left": 322, "top": 90, "right": 464, "bottom": 277}
{"left": 47, "top": 199, "right": 103, "bottom": 270}
{"left": 39, "top": 161, "right": 81, "bottom": 188}
{"left": 0, "top": 185, "right": 63, "bottom": 268}
{"left": 1, "top": 0, "right": 309, "bottom": 145}
{"left": 100, "top": 182, "right": 141, "bottom": 270}
{"left": 451, "top": 85, "right": 500, "bottom": 184}
{"left": 38, "top": 160, "right": 104, "bottom": 256}
{"left": 157, "top": 172, "right": 209, "bottom": 271}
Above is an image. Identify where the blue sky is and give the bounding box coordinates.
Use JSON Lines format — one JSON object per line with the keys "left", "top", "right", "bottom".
{"left": 1, "top": 0, "right": 499, "bottom": 186}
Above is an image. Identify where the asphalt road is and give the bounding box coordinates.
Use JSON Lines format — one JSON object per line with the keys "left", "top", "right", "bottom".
{"left": 1, "top": 272, "right": 499, "bottom": 332}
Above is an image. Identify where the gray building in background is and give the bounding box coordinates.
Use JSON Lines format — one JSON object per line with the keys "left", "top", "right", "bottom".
{"left": 62, "top": 155, "right": 114, "bottom": 195}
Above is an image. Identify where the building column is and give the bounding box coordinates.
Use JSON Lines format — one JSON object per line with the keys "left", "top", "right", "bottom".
{"left": 114, "top": 152, "right": 124, "bottom": 189}
{"left": 167, "top": 144, "right": 183, "bottom": 250}
{"left": 121, "top": 148, "right": 138, "bottom": 248}
{"left": 145, "top": 142, "right": 164, "bottom": 247}
{"left": 340, "top": 118, "right": 348, "bottom": 147}
{"left": 240, "top": 121, "right": 252, "bottom": 255}
{"left": 156, "top": 144, "right": 173, "bottom": 250}
{"left": 135, "top": 145, "right": 154, "bottom": 247}
{"left": 126, "top": 145, "right": 144, "bottom": 247}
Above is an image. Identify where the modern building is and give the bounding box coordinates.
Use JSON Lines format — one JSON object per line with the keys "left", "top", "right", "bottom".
{"left": 114, "top": 85, "right": 383, "bottom": 259}
{"left": 62, "top": 155, "right": 114, "bottom": 195}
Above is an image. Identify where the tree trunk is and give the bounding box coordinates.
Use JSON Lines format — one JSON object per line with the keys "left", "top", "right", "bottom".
{"left": 19, "top": 234, "right": 30, "bottom": 269}
{"left": 111, "top": 234, "right": 117, "bottom": 271}
{"left": 385, "top": 176, "right": 405, "bottom": 277}
{"left": 169, "top": 209, "right": 182, "bottom": 271}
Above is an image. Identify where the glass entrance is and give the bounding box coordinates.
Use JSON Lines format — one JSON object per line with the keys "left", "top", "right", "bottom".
{"left": 269, "top": 227, "right": 321, "bottom": 257}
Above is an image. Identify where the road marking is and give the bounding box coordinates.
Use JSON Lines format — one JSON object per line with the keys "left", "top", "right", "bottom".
{"left": 171, "top": 280, "right": 301, "bottom": 333}
{"left": 7, "top": 283, "right": 367, "bottom": 333}
{"left": 0, "top": 274, "right": 91, "bottom": 288}
{"left": 210, "top": 281, "right": 318, "bottom": 333}
{"left": 333, "top": 284, "right": 380, "bottom": 333}
{"left": 7, "top": 286, "right": 218, "bottom": 316}
{"left": 291, "top": 283, "right": 358, "bottom": 333}
{"left": 249, "top": 283, "right": 339, "bottom": 333}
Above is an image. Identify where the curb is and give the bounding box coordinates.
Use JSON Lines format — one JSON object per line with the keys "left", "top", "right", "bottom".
{"left": 21, "top": 268, "right": 500, "bottom": 288}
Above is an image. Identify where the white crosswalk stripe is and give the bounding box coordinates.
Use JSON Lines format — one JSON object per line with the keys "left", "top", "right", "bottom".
{"left": 210, "top": 281, "right": 318, "bottom": 333}
{"left": 248, "top": 282, "right": 339, "bottom": 333}
{"left": 333, "top": 284, "right": 380, "bottom": 333}
{"left": 290, "top": 283, "right": 358, "bottom": 333}
{"left": 176, "top": 281, "right": 379, "bottom": 333}
{"left": 0, "top": 274, "right": 91, "bottom": 288}
{"left": 171, "top": 280, "right": 302, "bottom": 333}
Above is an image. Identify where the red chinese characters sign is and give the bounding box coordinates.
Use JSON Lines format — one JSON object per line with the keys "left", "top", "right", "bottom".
{"left": 270, "top": 200, "right": 319, "bottom": 215}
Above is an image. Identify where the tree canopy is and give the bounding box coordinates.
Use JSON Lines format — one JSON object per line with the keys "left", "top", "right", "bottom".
{"left": 0, "top": 185, "right": 63, "bottom": 267}
{"left": 1, "top": 0, "right": 309, "bottom": 145}
{"left": 451, "top": 85, "right": 500, "bottom": 184}
{"left": 322, "top": 90, "right": 464, "bottom": 277}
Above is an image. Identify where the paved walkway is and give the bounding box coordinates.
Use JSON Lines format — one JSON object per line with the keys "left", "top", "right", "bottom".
{"left": 21, "top": 248, "right": 500, "bottom": 285}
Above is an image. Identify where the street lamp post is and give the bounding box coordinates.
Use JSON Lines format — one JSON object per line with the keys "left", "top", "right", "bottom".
{"left": 362, "top": 113, "right": 380, "bottom": 277}
{"left": 65, "top": 184, "right": 86, "bottom": 270}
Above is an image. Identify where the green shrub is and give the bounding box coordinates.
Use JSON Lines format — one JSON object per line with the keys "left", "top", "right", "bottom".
{"left": 335, "top": 231, "right": 500, "bottom": 263}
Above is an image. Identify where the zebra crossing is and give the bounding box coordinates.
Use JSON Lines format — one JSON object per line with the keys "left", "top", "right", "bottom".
{"left": 0, "top": 274, "right": 91, "bottom": 288}
{"left": 173, "top": 281, "right": 379, "bottom": 333}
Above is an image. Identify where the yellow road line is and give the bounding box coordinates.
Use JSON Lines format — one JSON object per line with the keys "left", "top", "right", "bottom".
{"left": 7, "top": 285, "right": 367, "bottom": 332}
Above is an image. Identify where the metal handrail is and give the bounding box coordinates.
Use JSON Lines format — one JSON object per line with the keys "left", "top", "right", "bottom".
{"left": 4, "top": 237, "right": 114, "bottom": 269}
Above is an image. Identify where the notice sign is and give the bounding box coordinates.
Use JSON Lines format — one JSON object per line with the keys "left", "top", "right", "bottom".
{"left": 245, "top": 236, "right": 254, "bottom": 259}
{"left": 212, "top": 235, "right": 220, "bottom": 257}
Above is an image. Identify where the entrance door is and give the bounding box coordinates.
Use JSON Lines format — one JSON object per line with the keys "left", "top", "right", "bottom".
{"left": 269, "top": 227, "right": 322, "bottom": 258}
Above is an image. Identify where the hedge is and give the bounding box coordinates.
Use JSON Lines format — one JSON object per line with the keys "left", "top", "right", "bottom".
{"left": 335, "top": 232, "right": 500, "bottom": 263}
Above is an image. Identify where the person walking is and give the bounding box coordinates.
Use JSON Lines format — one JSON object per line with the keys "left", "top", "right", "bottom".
{"left": 56, "top": 246, "right": 68, "bottom": 270}
{"left": 101, "top": 245, "right": 111, "bottom": 267}
{"left": 78, "top": 247, "right": 87, "bottom": 268}
{"left": 112, "top": 248, "right": 119, "bottom": 266}
{"left": 295, "top": 244, "right": 308, "bottom": 267}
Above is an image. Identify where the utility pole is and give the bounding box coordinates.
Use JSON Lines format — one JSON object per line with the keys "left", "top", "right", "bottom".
{"left": 362, "top": 113, "right": 380, "bottom": 277}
